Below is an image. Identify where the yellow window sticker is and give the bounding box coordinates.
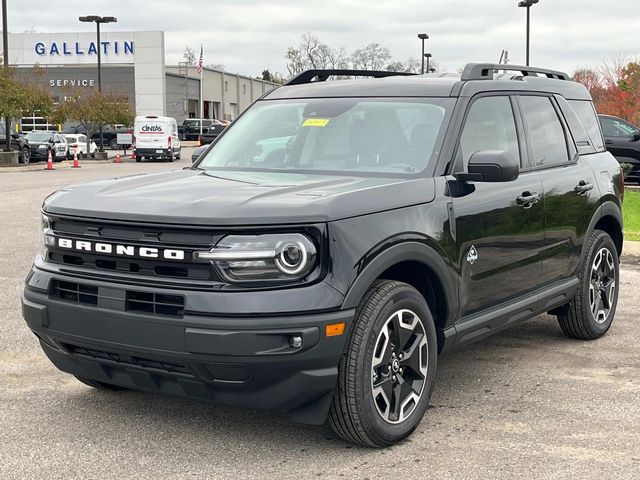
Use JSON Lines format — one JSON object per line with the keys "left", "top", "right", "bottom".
{"left": 303, "top": 118, "right": 330, "bottom": 127}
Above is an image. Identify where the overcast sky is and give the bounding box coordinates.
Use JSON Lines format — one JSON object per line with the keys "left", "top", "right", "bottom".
{"left": 4, "top": 0, "right": 639, "bottom": 77}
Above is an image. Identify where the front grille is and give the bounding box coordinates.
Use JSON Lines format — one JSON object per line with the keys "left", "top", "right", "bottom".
{"left": 47, "top": 217, "right": 225, "bottom": 282}
{"left": 50, "top": 280, "right": 98, "bottom": 306}
{"left": 49, "top": 280, "right": 185, "bottom": 318}
{"left": 126, "top": 290, "right": 185, "bottom": 316}
{"left": 62, "top": 343, "right": 192, "bottom": 375}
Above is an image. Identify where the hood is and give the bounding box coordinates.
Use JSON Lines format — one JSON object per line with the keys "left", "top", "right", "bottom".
{"left": 43, "top": 169, "right": 436, "bottom": 225}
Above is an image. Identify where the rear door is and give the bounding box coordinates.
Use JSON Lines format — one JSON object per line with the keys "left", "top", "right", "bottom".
{"left": 517, "top": 95, "right": 594, "bottom": 283}
{"left": 136, "top": 120, "right": 169, "bottom": 151}
{"left": 450, "top": 94, "right": 544, "bottom": 316}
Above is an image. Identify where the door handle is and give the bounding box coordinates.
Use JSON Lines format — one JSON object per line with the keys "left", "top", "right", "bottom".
{"left": 605, "top": 140, "right": 614, "bottom": 145}
{"left": 574, "top": 180, "right": 594, "bottom": 194}
{"left": 516, "top": 191, "right": 540, "bottom": 208}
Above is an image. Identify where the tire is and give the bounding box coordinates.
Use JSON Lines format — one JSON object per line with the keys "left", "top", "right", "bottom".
{"left": 329, "top": 280, "right": 437, "bottom": 447}
{"left": 20, "top": 147, "right": 30, "bottom": 164}
{"left": 109, "top": 138, "right": 118, "bottom": 150}
{"left": 135, "top": 155, "right": 141, "bottom": 163}
{"left": 556, "top": 230, "right": 619, "bottom": 340}
{"left": 75, "top": 375, "right": 127, "bottom": 391}
{"left": 78, "top": 151, "right": 84, "bottom": 160}
{"left": 90, "top": 152, "right": 95, "bottom": 159}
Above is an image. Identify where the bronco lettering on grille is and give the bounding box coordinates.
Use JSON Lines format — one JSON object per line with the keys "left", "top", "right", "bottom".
{"left": 56, "top": 238, "right": 185, "bottom": 260}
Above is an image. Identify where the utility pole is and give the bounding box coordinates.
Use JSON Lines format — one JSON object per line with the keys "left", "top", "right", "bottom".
{"left": 518, "top": 0, "right": 539, "bottom": 66}
{"left": 417, "top": 33, "right": 429, "bottom": 74}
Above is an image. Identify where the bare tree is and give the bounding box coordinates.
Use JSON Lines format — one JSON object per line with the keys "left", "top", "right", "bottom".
{"left": 351, "top": 43, "right": 391, "bottom": 70}
{"left": 183, "top": 45, "right": 196, "bottom": 66}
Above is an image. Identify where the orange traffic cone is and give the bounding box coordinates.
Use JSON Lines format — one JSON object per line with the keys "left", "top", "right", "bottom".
{"left": 130, "top": 145, "right": 136, "bottom": 159}
{"left": 115, "top": 153, "right": 122, "bottom": 164}
{"left": 45, "top": 150, "right": 54, "bottom": 171}
{"left": 72, "top": 148, "right": 81, "bottom": 168}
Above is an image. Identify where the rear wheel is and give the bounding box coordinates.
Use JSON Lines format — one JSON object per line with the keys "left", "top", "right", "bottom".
{"left": 109, "top": 138, "right": 118, "bottom": 150}
{"left": 75, "top": 376, "right": 127, "bottom": 391}
{"left": 135, "top": 155, "right": 142, "bottom": 163}
{"left": 556, "top": 230, "right": 619, "bottom": 340}
{"left": 329, "top": 280, "right": 437, "bottom": 447}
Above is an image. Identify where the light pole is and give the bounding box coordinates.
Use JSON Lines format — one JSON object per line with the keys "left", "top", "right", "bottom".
{"left": 79, "top": 15, "right": 117, "bottom": 153}
{"left": 518, "top": 0, "right": 539, "bottom": 66}
{"left": 424, "top": 53, "right": 432, "bottom": 74}
{"left": 417, "top": 33, "right": 429, "bottom": 74}
{"left": 2, "top": 0, "right": 10, "bottom": 152}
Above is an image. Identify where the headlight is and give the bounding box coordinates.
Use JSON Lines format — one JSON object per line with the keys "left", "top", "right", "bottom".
{"left": 40, "top": 214, "right": 55, "bottom": 258}
{"left": 194, "top": 234, "right": 317, "bottom": 283}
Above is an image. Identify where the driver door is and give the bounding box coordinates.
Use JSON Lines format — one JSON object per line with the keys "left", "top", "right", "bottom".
{"left": 449, "top": 95, "right": 544, "bottom": 316}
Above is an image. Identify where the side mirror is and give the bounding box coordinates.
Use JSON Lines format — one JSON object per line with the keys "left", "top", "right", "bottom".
{"left": 632, "top": 132, "right": 640, "bottom": 142}
{"left": 454, "top": 150, "right": 519, "bottom": 183}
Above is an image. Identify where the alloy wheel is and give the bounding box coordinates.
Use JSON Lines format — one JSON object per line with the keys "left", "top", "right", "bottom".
{"left": 589, "top": 247, "right": 616, "bottom": 324}
{"left": 371, "top": 309, "right": 428, "bottom": 424}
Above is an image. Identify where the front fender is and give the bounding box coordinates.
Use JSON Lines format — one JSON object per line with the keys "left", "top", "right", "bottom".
{"left": 341, "top": 241, "right": 457, "bottom": 320}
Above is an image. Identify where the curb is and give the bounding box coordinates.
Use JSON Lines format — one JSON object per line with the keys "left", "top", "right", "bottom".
{"left": 0, "top": 156, "right": 132, "bottom": 172}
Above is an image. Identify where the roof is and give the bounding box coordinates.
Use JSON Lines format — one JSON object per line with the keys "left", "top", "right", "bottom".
{"left": 264, "top": 64, "right": 592, "bottom": 102}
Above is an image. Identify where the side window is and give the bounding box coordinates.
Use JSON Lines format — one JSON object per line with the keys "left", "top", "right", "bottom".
{"left": 601, "top": 117, "right": 639, "bottom": 138}
{"left": 568, "top": 100, "right": 605, "bottom": 152}
{"left": 519, "top": 96, "right": 569, "bottom": 168}
{"left": 457, "top": 96, "right": 520, "bottom": 171}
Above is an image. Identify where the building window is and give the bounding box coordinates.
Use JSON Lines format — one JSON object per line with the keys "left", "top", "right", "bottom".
{"left": 243, "top": 84, "right": 247, "bottom": 95}
{"left": 224, "top": 81, "right": 228, "bottom": 92}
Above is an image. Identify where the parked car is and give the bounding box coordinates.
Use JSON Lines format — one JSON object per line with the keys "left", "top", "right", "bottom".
{"left": 0, "top": 123, "right": 31, "bottom": 164}
{"left": 197, "top": 122, "right": 227, "bottom": 145}
{"left": 178, "top": 118, "right": 223, "bottom": 141}
{"left": 133, "top": 115, "right": 181, "bottom": 162}
{"left": 63, "top": 134, "right": 97, "bottom": 159}
{"left": 599, "top": 114, "right": 640, "bottom": 183}
{"left": 24, "top": 64, "right": 623, "bottom": 448}
{"left": 64, "top": 125, "right": 132, "bottom": 150}
{"left": 24, "top": 131, "right": 67, "bottom": 162}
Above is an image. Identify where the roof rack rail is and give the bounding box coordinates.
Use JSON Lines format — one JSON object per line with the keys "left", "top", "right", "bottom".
{"left": 285, "top": 69, "right": 416, "bottom": 86}
{"left": 461, "top": 63, "right": 570, "bottom": 81}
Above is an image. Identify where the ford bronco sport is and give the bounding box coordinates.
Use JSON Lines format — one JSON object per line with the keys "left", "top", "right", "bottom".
{"left": 22, "top": 64, "right": 624, "bottom": 447}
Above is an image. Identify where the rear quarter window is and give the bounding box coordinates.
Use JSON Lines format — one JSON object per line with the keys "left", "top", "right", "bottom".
{"left": 568, "top": 100, "right": 605, "bottom": 152}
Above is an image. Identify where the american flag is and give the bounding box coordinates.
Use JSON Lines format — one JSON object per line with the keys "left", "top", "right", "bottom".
{"left": 196, "top": 45, "right": 204, "bottom": 74}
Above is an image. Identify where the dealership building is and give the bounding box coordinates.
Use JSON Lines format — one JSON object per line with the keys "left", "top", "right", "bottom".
{"left": 0, "top": 31, "right": 278, "bottom": 124}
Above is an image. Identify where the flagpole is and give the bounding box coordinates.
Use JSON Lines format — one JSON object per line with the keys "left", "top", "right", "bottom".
{"left": 199, "top": 45, "right": 204, "bottom": 137}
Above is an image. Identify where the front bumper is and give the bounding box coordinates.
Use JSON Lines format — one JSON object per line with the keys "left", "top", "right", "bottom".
{"left": 22, "top": 268, "right": 353, "bottom": 425}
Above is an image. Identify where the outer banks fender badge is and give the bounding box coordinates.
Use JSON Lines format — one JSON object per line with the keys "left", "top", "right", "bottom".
{"left": 467, "top": 245, "right": 478, "bottom": 265}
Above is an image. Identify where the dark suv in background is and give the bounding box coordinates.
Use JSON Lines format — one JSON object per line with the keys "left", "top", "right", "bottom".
{"left": 22, "top": 64, "right": 623, "bottom": 448}
{"left": 0, "top": 123, "right": 31, "bottom": 164}
{"left": 599, "top": 114, "right": 640, "bottom": 183}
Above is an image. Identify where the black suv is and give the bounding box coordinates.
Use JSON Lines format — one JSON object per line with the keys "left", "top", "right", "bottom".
{"left": 599, "top": 114, "right": 640, "bottom": 183}
{"left": 0, "top": 123, "right": 31, "bottom": 164}
{"left": 22, "top": 64, "right": 624, "bottom": 447}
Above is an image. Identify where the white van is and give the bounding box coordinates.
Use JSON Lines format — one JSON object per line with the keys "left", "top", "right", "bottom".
{"left": 133, "top": 115, "right": 181, "bottom": 162}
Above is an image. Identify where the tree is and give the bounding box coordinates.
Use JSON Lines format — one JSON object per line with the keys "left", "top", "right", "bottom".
{"left": 351, "top": 43, "right": 391, "bottom": 70}
{"left": 285, "top": 33, "right": 350, "bottom": 76}
{"left": 0, "top": 67, "right": 53, "bottom": 152}
{"left": 183, "top": 45, "right": 196, "bottom": 66}
{"left": 260, "top": 69, "right": 284, "bottom": 84}
{"left": 52, "top": 88, "right": 134, "bottom": 154}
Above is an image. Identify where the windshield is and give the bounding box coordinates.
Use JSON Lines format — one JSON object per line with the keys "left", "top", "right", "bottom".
{"left": 26, "top": 132, "right": 52, "bottom": 142}
{"left": 197, "top": 98, "right": 453, "bottom": 175}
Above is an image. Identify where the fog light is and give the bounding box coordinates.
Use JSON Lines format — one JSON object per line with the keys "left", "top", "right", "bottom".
{"left": 289, "top": 335, "right": 303, "bottom": 349}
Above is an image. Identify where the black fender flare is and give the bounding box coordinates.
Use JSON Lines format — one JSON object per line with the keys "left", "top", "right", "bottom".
{"left": 341, "top": 241, "right": 457, "bottom": 322}
{"left": 583, "top": 200, "right": 623, "bottom": 260}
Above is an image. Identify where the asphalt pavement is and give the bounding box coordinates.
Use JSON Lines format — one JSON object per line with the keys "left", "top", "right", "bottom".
{"left": 1, "top": 152, "right": 639, "bottom": 479}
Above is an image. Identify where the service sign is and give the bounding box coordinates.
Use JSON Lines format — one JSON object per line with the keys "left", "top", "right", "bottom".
{"left": 117, "top": 133, "right": 133, "bottom": 145}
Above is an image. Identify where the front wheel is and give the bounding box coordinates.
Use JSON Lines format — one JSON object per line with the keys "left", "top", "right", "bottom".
{"left": 556, "top": 230, "right": 619, "bottom": 340}
{"left": 109, "top": 138, "right": 118, "bottom": 150}
{"left": 20, "top": 147, "right": 31, "bottom": 164}
{"left": 329, "top": 280, "right": 437, "bottom": 447}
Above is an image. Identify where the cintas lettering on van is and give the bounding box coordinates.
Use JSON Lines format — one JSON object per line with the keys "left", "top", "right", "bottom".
{"left": 132, "top": 115, "right": 181, "bottom": 162}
